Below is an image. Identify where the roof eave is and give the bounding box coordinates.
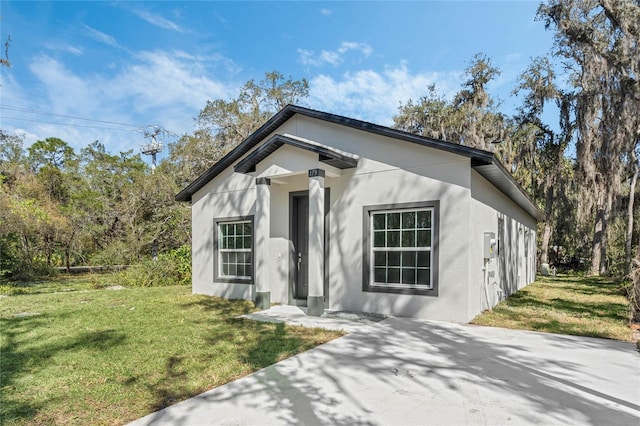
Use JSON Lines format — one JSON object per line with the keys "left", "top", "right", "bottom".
{"left": 175, "top": 106, "right": 302, "bottom": 202}
{"left": 175, "top": 105, "right": 543, "bottom": 223}
{"left": 176, "top": 105, "right": 494, "bottom": 202}
{"left": 471, "top": 157, "right": 544, "bottom": 222}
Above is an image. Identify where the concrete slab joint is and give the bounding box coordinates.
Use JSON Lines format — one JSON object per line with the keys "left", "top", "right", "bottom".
{"left": 307, "top": 169, "right": 325, "bottom": 316}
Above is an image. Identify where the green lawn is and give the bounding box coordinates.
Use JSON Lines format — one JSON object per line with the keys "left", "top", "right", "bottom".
{"left": 472, "top": 274, "right": 634, "bottom": 342}
{"left": 0, "top": 273, "right": 115, "bottom": 296}
{"left": 0, "top": 277, "right": 342, "bottom": 425}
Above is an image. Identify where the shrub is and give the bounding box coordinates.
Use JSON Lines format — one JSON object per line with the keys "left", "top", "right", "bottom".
{"left": 89, "top": 240, "right": 136, "bottom": 266}
{"left": 0, "top": 234, "right": 58, "bottom": 280}
{"left": 116, "top": 245, "right": 191, "bottom": 287}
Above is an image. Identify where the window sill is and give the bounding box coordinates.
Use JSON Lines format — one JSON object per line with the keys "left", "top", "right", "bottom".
{"left": 364, "top": 284, "right": 438, "bottom": 296}
{"left": 214, "top": 277, "right": 253, "bottom": 284}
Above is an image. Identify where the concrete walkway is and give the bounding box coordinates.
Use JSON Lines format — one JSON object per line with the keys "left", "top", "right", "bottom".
{"left": 240, "top": 305, "right": 387, "bottom": 333}
{"left": 130, "top": 309, "right": 640, "bottom": 426}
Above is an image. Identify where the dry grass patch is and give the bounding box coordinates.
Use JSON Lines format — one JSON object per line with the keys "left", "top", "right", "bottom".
{"left": 472, "top": 274, "right": 633, "bottom": 342}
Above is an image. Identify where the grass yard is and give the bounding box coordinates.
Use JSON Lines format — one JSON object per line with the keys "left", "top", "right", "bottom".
{"left": 0, "top": 276, "right": 342, "bottom": 425}
{"left": 0, "top": 273, "right": 115, "bottom": 296}
{"left": 472, "top": 274, "right": 634, "bottom": 342}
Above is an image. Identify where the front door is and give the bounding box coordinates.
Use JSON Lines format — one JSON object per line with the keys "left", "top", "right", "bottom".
{"left": 292, "top": 194, "right": 309, "bottom": 299}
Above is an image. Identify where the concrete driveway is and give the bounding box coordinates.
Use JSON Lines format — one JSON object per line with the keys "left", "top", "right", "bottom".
{"left": 129, "top": 314, "right": 640, "bottom": 426}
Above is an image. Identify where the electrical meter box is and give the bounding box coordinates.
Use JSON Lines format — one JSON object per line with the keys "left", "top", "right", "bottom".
{"left": 484, "top": 232, "right": 496, "bottom": 259}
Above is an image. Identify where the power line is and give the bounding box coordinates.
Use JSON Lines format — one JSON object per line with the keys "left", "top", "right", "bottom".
{"left": 2, "top": 115, "right": 139, "bottom": 132}
{"left": 1, "top": 104, "right": 142, "bottom": 127}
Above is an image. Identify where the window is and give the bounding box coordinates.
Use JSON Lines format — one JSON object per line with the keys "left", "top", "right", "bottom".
{"left": 363, "top": 201, "right": 439, "bottom": 296}
{"left": 214, "top": 216, "right": 253, "bottom": 283}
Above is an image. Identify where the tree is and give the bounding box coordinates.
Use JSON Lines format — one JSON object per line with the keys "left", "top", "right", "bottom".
{"left": 167, "top": 129, "right": 222, "bottom": 187}
{"left": 394, "top": 55, "right": 508, "bottom": 152}
{"left": 197, "top": 71, "right": 309, "bottom": 145}
{"left": 168, "top": 71, "right": 309, "bottom": 185}
{"left": 513, "top": 56, "right": 576, "bottom": 265}
{"left": 27, "top": 137, "right": 76, "bottom": 171}
{"left": 0, "top": 166, "right": 70, "bottom": 276}
{"left": 452, "top": 54, "right": 507, "bottom": 150}
{"left": 78, "top": 141, "right": 147, "bottom": 264}
{"left": 0, "top": 130, "right": 25, "bottom": 165}
{"left": 632, "top": 248, "right": 640, "bottom": 324}
{"left": 0, "top": 34, "right": 10, "bottom": 68}
{"left": 626, "top": 148, "right": 639, "bottom": 273}
{"left": 393, "top": 85, "right": 457, "bottom": 141}
{"left": 25, "top": 138, "right": 78, "bottom": 212}
{"left": 117, "top": 167, "right": 190, "bottom": 262}
{"left": 538, "top": 0, "right": 640, "bottom": 275}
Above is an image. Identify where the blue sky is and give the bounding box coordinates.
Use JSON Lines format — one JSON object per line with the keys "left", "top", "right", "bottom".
{"left": 1, "top": 1, "right": 555, "bottom": 164}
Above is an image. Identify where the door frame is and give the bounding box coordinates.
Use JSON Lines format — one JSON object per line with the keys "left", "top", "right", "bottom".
{"left": 288, "top": 188, "right": 330, "bottom": 307}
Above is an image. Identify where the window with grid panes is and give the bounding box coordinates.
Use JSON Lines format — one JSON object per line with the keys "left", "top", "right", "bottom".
{"left": 371, "top": 208, "right": 433, "bottom": 288}
{"left": 218, "top": 220, "right": 252, "bottom": 280}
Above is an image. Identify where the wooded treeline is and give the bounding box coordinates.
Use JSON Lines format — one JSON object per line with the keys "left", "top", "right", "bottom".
{"left": 0, "top": 135, "right": 191, "bottom": 277}
{"left": 0, "top": 0, "right": 638, "bottom": 287}
{"left": 0, "top": 70, "right": 310, "bottom": 278}
{"left": 395, "top": 0, "right": 640, "bottom": 278}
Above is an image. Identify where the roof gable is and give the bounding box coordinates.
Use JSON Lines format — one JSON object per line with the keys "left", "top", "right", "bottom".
{"left": 175, "top": 104, "right": 543, "bottom": 221}
{"left": 234, "top": 134, "right": 358, "bottom": 174}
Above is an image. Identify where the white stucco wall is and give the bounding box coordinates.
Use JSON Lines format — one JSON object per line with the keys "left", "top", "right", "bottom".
{"left": 191, "top": 170, "right": 256, "bottom": 300}
{"left": 468, "top": 169, "right": 537, "bottom": 319}
{"left": 315, "top": 132, "right": 472, "bottom": 321}
{"left": 189, "top": 113, "right": 538, "bottom": 322}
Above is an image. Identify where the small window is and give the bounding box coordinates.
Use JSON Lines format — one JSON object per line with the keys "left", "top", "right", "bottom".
{"left": 363, "top": 201, "right": 439, "bottom": 296}
{"left": 214, "top": 216, "right": 253, "bottom": 283}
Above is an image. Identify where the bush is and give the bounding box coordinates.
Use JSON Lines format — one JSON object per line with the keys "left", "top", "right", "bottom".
{"left": 116, "top": 245, "right": 191, "bottom": 287}
{"left": 0, "top": 234, "right": 58, "bottom": 280}
{"left": 3, "top": 261, "right": 56, "bottom": 281}
{"left": 89, "top": 240, "right": 136, "bottom": 266}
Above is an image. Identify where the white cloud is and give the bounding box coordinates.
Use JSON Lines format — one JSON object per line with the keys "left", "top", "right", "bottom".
{"left": 133, "top": 10, "right": 186, "bottom": 33}
{"left": 307, "top": 63, "right": 460, "bottom": 126}
{"left": 298, "top": 41, "right": 374, "bottom": 68}
{"left": 29, "top": 55, "right": 100, "bottom": 113}
{"left": 12, "top": 55, "right": 459, "bottom": 154}
{"left": 109, "top": 50, "right": 235, "bottom": 113}
{"left": 319, "top": 50, "right": 341, "bottom": 66}
{"left": 9, "top": 128, "right": 41, "bottom": 147}
{"left": 338, "top": 42, "right": 373, "bottom": 57}
{"left": 44, "top": 43, "right": 84, "bottom": 56}
{"left": 82, "top": 24, "right": 118, "bottom": 47}
{"left": 320, "top": 8, "right": 332, "bottom": 16}
{"left": 12, "top": 52, "right": 240, "bottom": 156}
{"left": 298, "top": 49, "right": 318, "bottom": 67}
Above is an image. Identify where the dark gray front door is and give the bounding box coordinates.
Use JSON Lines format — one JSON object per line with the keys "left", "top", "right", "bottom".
{"left": 292, "top": 194, "right": 309, "bottom": 299}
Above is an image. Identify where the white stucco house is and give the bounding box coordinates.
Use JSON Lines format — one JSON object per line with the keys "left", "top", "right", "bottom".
{"left": 176, "top": 105, "right": 542, "bottom": 322}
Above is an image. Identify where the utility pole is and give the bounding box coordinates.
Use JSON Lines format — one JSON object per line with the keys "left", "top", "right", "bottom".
{"left": 140, "top": 126, "right": 169, "bottom": 261}
{"left": 141, "top": 128, "right": 164, "bottom": 174}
